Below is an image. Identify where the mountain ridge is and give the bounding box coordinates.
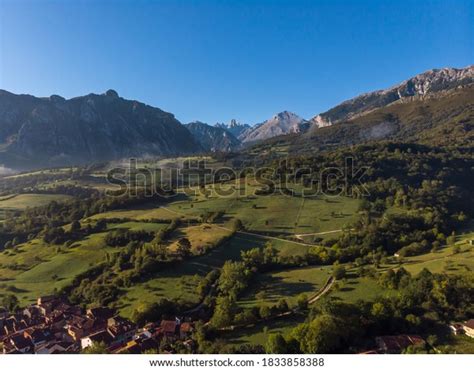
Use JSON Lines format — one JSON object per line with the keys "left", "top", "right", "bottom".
{"left": 185, "top": 121, "right": 240, "bottom": 152}
{"left": 0, "top": 89, "right": 200, "bottom": 169}
{"left": 311, "top": 65, "right": 474, "bottom": 127}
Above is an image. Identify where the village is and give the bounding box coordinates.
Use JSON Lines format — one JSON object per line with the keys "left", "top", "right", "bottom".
{"left": 1, "top": 295, "right": 473, "bottom": 354}
{"left": 0, "top": 296, "right": 196, "bottom": 354}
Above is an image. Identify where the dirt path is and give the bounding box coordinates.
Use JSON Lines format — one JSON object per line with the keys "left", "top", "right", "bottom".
{"left": 214, "top": 275, "right": 335, "bottom": 331}
{"left": 307, "top": 276, "right": 335, "bottom": 304}
{"left": 294, "top": 228, "right": 356, "bottom": 241}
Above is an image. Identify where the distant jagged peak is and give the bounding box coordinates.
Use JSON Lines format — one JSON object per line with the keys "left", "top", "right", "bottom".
{"left": 215, "top": 118, "right": 248, "bottom": 129}
{"left": 239, "top": 110, "right": 309, "bottom": 143}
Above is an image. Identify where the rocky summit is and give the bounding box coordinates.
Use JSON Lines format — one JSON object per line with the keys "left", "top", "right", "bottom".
{"left": 311, "top": 66, "right": 474, "bottom": 127}
{"left": 0, "top": 89, "right": 200, "bottom": 169}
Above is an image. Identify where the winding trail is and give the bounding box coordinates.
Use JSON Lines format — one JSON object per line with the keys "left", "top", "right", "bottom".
{"left": 307, "top": 276, "right": 335, "bottom": 304}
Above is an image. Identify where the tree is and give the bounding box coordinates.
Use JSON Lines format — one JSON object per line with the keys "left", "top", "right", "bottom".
{"left": 231, "top": 218, "right": 243, "bottom": 232}
{"left": 155, "top": 243, "right": 169, "bottom": 260}
{"left": 291, "top": 315, "right": 341, "bottom": 353}
{"left": 177, "top": 238, "right": 192, "bottom": 258}
{"left": 210, "top": 295, "right": 237, "bottom": 328}
{"left": 2, "top": 294, "right": 19, "bottom": 312}
{"left": 371, "top": 302, "right": 390, "bottom": 319}
{"left": 427, "top": 334, "right": 438, "bottom": 348}
{"left": 277, "top": 298, "right": 289, "bottom": 313}
{"left": 296, "top": 293, "right": 308, "bottom": 311}
{"left": 71, "top": 220, "right": 81, "bottom": 233}
{"left": 265, "top": 333, "right": 287, "bottom": 354}
{"left": 82, "top": 342, "right": 108, "bottom": 354}
{"left": 259, "top": 305, "right": 271, "bottom": 320}
{"left": 218, "top": 261, "right": 249, "bottom": 298}
{"left": 446, "top": 234, "right": 456, "bottom": 246}
{"left": 332, "top": 265, "right": 346, "bottom": 280}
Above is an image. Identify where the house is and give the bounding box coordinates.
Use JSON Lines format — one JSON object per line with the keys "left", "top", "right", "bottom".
{"left": 87, "top": 307, "right": 115, "bottom": 322}
{"left": 9, "top": 333, "right": 35, "bottom": 353}
{"left": 36, "top": 341, "right": 77, "bottom": 354}
{"left": 449, "top": 322, "right": 465, "bottom": 336}
{"left": 2, "top": 316, "right": 18, "bottom": 335}
{"left": 67, "top": 315, "right": 97, "bottom": 341}
{"left": 462, "top": 319, "right": 474, "bottom": 338}
{"left": 81, "top": 330, "right": 114, "bottom": 350}
{"left": 0, "top": 326, "right": 8, "bottom": 341}
{"left": 107, "top": 316, "right": 136, "bottom": 345}
{"left": 24, "top": 328, "right": 51, "bottom": 348}
{"left": 22, "top": 305, "right": 42, "bottom": 320}
{"left": 375, "top": 335, "right": 425, "bottom": 354}
{"left": 179, "top": 322, "right": 194, "bottom": 339}
{"left": 36, "top": 296, "right": 66, "bottom": 316}
{"left": 160, "top": 320, "right": 180, "bottom": 339}
{"left": 37, "top": 296, "right": 56, "bottom": 306}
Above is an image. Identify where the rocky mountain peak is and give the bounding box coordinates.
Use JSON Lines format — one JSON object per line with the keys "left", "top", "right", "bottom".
{"left": 105, "top": 89, "right": 120, "bottom": 99}
{"left": 239, "top": 111, "right": 309, "bottom": 143}
{"left": 311, "top": 65, "right": 474, "bottom": 127}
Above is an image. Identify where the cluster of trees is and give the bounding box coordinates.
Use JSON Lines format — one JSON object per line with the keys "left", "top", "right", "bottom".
{"left": 209, "top": 244, "right": 312, "bottom": 330}
{"left": 261, "top": 143, "right": 473, "bottom": 261}
{"left": 104, "top": 229, "right": 154, "bottom": 247}
{"left": 63, "top": 221, "right": 234, "bottom": 307}
{"left": 263, "top": 268, "right": 473, "bottom": 354}
{"left": 43, "top": 219, "right": 107, "bottom": 245}
{"left": 1, "top": 188, "right": 172, "bottom": 248}
{"left": 0, "top": 169, "right": 77, "bottom": 195}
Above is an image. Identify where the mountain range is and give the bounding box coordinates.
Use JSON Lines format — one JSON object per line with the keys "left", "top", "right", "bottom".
{"left": 185, "top": 121, "right": 240, "bottom": 152}
{"left": 0, "top": 65, "right": 472, "bottom": 170}
{"left": 215, "top": 119, "right": 250, "bottom": 139}
{"left": 0, "top": 89, "right": 199, "bottom": 169}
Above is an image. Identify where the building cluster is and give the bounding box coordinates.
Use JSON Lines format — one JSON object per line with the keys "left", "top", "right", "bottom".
{"left": 360, "top": 320, "right": 474, "bottom": 354}
{"left": 0, "top": 296, "right": 195, "bottom": 354}
{"left": 449, "top": 320, "right": 474, "bottom": 338}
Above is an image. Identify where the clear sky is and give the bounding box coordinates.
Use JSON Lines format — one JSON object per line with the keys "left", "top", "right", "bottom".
{"left": 0, "top": 0, "right": 472, "bottom": 125}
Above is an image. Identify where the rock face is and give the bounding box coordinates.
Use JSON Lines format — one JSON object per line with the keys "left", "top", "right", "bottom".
{"left": 311, "top": 66, "right": 474, "bottom": 127}
{"left": 240, "top": 111, "right": 309, "bottom": 142}
{"left": 215, "top": 119, "right": 251, "bottom": 139}
{"left": 185, "top": 121, "right": 240, "bottom": 152}
{"left": 0, "top": 89, "right": 200, "bottom": 169}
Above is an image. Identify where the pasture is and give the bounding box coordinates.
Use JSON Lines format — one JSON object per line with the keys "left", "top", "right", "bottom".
{"left": 0, "top": 193, "right": 73, "bottom": 210}
{"left": 0, "top": 232, "right": 115, "bottom": 305}
{"left": 239, "top": 265, "right": 333, "bottom": 308}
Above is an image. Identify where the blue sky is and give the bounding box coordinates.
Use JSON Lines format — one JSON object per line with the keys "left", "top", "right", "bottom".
{"left": 0, "top": 0, "right": 472, "bottom": 125}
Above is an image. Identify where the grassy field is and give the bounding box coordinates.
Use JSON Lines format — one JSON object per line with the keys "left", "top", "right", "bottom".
{"left": 223, "top": 314, "right": 306, "bottom": 347}
{"left": 164, "top": 189, "right": 360, "bottom": 237}
{"left": 106, "top": 221, "right": 169, "bottom": 233}
{"left": 167, "top": 224, "right": 232, "bottom": 253}
{"left": 0, "top": 232, "right": 115, "bottom": 304}
{"left": 239, "top": 265, "right": 333, "bottom": 308}
{"left": 0, "top": 193, "right": 73, "bottom": 210}
{"left": 90, "top": 183, "right": 360, "bottom": 240}
{"left": 400, "top": 244, "right": 474, "bottom": 276}
{"left": 116, "top": 232, "right": 313, "bottom": 318}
